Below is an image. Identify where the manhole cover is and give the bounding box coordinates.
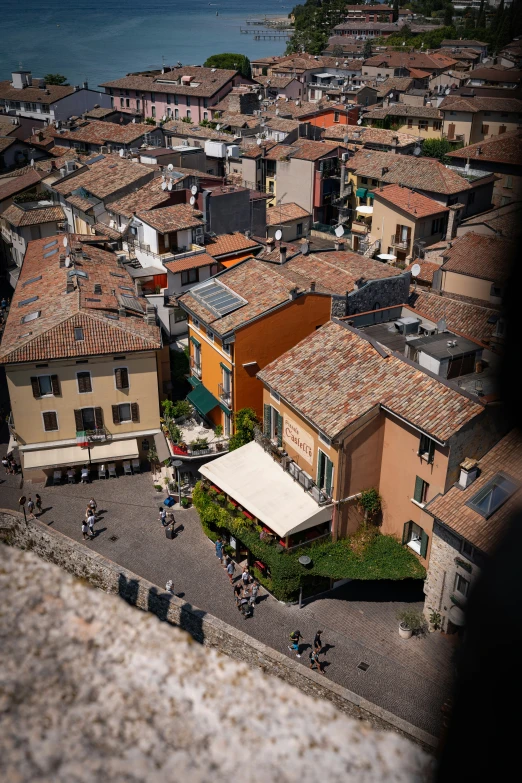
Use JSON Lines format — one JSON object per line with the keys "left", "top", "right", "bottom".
{"left": 109, "top": 535, "right": 119, "bottom": 542}
{"left": 357, "top": 662, "right": 370, "bottom": 672}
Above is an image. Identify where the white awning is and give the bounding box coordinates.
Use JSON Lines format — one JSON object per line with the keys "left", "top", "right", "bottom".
{"left": 356, "top": 205, "right": 373, "bottom": 215}
{"left": 23, "top": 445, "right": 88, "bottom": 470}
{"left": 89, "top": 438, "right": 139, "bottom": 463}
{"left": 199, "top": 440, "right": 332, "bottom": 538}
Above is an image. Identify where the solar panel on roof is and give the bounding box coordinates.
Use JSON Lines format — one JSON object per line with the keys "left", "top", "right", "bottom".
{"left": 23, "top": 275, "right": 42, "bottom": 287}
{"left": 43, "top": 248, "right": 59, "bottom": 258}
{"left": 18, "top": 296, "right": 39, "bottom": 307}
{"left": 43, "top": 240, "right": 58, "bottom": 250}
{"left": 85, "top": 154, "right": 105, "bottom": 166}
{"left": 120, "top": 295, "right": 144, "bottom": 313}
{"left": 190, "top": 279, "right": 247, "bottom": 318}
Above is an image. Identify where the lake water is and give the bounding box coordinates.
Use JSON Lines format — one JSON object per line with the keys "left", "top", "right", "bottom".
{"left": 0, "top": 0, "right": 291, "bottom": 87}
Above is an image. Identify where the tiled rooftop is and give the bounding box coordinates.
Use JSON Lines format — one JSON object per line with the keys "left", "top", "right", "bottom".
{"left": 52, "top": 156, "right": 153, "bottom": 201}
{"left": 258, "top": 321, "right": 483, "bottom": 442}
{"left": 280, "top": 250, "right": 401, "bottom": 296}
{"left": 107, "top": 177, "right": 173, "bottom": 217}
{"left": 364, "top": 104, "right": 442, "bottom": 120}
{"left": 164, "top": 252, "right": 217, "bottom": 274}
{"left": 426, "top": 429, "right": 522, "bottom": 554}
{"left": 204, "top": 233, "right": 260, "bottom": 258}
{"left": 364, "top": 52, "right": 457, "bottom": 70}
{"left": 53, "top": 119, "right": 160, "bottom": 146}
{"left": 2, "top": 203, "right": 65, "bottom": 228}
{"left": 376, "top": 77, "right": 414, "bottom": 96}
{"left": 0, "top": 235, "right": 161, "bottom": 364}
{"left": 0, "top": 169, "right": 43, "bottom": 202}
{"left": 406, "top": 289, "right": 500, "bottom": 345}
{"left": 458, "top": 202, "right": 519, "bottom": 237}
{"left": 100, "top": 66, "right": 239, "bottom": 98}
{"left": 374, "top": 184, "right": 449, "bottom": 219}
{"left": 323, "top": 125, "right": 417, "bottom": 148}
{"left": 440, "top": 233, "right": 513, "bottom": 284}
{"left": 346, "top": 149, "right": 477, "bottom": 195}
{"left": 265, "top": 203, "right": 311, "bottom": 225}
{"left": 0, "top": 80, "right": 73, "bottom": 103}
{"left": 439, "top": 95, "right": 522, "bottom": 114}
{"left": 405, "top": 260, "right": 440, "bottom": 285}
{"left": 136, "top": 204, "right": 203, "bottom": 233}
{"left": 162, "top": 119, "right": 235, "bottom": 142}
{"left": 446, "top": 130, "right": 522, "bottom": 166}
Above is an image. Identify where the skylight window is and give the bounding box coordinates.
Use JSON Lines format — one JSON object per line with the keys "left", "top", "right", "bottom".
{"left": 94, "top": 284, "right": 102, "bottom": 294}
{"left": 110, "top": 272, "right": 125, "bottom": 279}
{"left": 18, "top": 296, "right": 39, "bottom": 308}
{"left": 190, "top": 279, "right": 247, "bottom": 318}
{"left": 43, "top": 248, "right": 59, "bottom": 258}
{"left": 23, "top": 275, "right": 42, "bottom": 287}
{"left": 21, "top": 311, "right": 41, "bottom": 324}
{"left": 105, "top": 313, "right": 119, "bottom": 320}
{"left": 43, "top": 240, "right": 58, "bottom": 250}
{"left": 466, "top": 472, "right": 518, "bottom": 519}
{"left": 68, "top": 270, "right": 88, "bottom": 279}
{"left": 74, "top": 327, "right": 85, "bottom": 341}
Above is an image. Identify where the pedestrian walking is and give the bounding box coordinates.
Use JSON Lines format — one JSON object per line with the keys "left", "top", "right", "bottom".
{"left": 215, "top": 538, "right": 224, "bottom": 563}
{"left": 241, "top": 566, "right": 251, "bottom": 586}
{"left": 27, "top": 497, "right": 35, "bottom": 517}
{"left": 159, "top": 506, "right": 167, "bottom": 526}
{"left": 87, "top": 512, "right": 96, "bottom": 538}
{"left": 226, "top": 558, "right": 235, "bottom": 584}
{"left": 81, "top": 521, "right": 90, "bottom": 541}
{"left": 314, "top": 630, "right": 323, "bottom": 654}
{"left": 234, "top": 583, "right": 243, "bottom": 609}
{"left": 309, "top": 649, "right": 325, "bottom": 675}
{"left": 2, "top": 457, "right": 9, "bottom": 474}
{"left": 251, "top": 580, "right": 259, "bottom": 605}
{"left": 89, "top": 497, "right": 97, "bottom": 516}
{"left": 1, "top": 297, "right": 7, "bottom": 311}
{"left": 35, "top": 494, "right": 42, "bottom": 515}
{"left": 288, "top": 630, "right": 303, "bottom": 658}
{"left": 165, "top": 580, "right": 175, "bottom": 594}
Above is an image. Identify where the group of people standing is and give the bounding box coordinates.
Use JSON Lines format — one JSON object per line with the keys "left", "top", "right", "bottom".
{"left": 289, "top": 630, "right": 326, "bottom": 674}
{"left": 2, "top": 454, "right": 18, "bottom": 475}
{"left": 215, "top": 537, "right": 260, "bottom": 619}
{"left": 81, "top": 498, "right": 98, "bottom": 541}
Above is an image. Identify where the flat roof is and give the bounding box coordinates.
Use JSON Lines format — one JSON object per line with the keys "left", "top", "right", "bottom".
{"left": 199, "top": 440, "right": 332, "bottom": 538}
{"left": 411, "top": 332, "right": 481, "bottom": 360}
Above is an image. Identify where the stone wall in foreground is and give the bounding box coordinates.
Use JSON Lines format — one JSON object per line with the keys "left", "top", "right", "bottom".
{"left": 0, "top": 509, "right": 437, "bottom": 751}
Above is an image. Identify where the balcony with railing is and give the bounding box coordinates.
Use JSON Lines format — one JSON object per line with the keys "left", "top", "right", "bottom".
{"left": 218, "top": 382, "right": 232, "bottom": 408}
{"left": 254, "top": 428, "right": 331, "bottom": 506}
{"left": 390, "top": 234, "right": 410, "bottom": 250}
{"left": 78, "top": 427, "right": 113, "bottom": 444}
{"left": 190, "top": 357, "right": 202, "bottom": 379}
{"left": 351, "top": 221, "right": 370, "bottom": 235}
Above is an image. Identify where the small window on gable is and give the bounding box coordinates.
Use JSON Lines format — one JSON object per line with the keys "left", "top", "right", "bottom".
{"left": 94, "top": 284, "right": 102, "bottom": 294}
{"left": 466, "top": 472, "right": 518, "bottom": 519}
{"left": 74, "top": 327, "right": 84, "bottom": 341}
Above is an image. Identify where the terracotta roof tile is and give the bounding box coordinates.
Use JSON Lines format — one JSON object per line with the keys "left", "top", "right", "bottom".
{"left": 439, "top": 95, "right": 522, "bottom": 114}
{"left": 0, "top": 169, "right": 43, "bottom": 202}
{"left": 164, "top": 252, "right": 217, "bottom": 274}
{"left": 281, "top": 251, "right": 401, "bottom": 295}
{"left": 53, "top": 156, "right": 152, "bottom": 201}
{"left": 374, "top": 184, "right": 449, "bottom": 219}
{"left": 136, "top": 204, "right": 203, "bottom": 233}
{"left": 446, "top": 130, "right": 522, "bottom": 166}
{"left": 323, "top": 125, "right": 416, "bottom": 148}
{"left": 459, "top": 202, "right": 520, "bottom": 237}
{"left": 0, "top": 80, "right": 74, "bottom": 103}
{"left": 440, "top": 232, "right": 513, "bottom": 284}
{"left": 2, "top": 203, "right": 65, "bottom": 228}
{"left": 426, "top": 430, "right": 522, "bottom": 554}
{"left": 405, "top": 260, "right": 440, "bottom": 284}
{"left": 364, "top": 52, "right": 457, "bottom": 70}
{"left": 52, "top": 119, "right": 162, "bottom": 146}
{"left": 100, "top": 66, "right": 239, "bottom": 99}
{"left": 205, "top": 233, "right": 260, "bottom": 258}
{"left": 258, "top": 321, "right": 483, "bottom": 441}
{"left": 406, "top": 289, "right": 499, "bottom": 344}
{"left": 0, "top": 235, "right": 161, "bottom": 364}
{"left": 364, "top": 104, "right": 442, "bottom": 120}
{"left": 266, "top": 203, "right": 311, "bottom": 225}
{"left": 107, "top": 178, "right": 172, "bottom": 217}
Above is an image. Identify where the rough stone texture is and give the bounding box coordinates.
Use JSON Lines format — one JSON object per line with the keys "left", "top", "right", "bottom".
{"left": 0, "top": 544, "right": 433, "bottom": 782}
{"left": 346, "top": 273, "right": 411, "bottom": 316}
{"left": 423, "top": 520, "right": 480, "bottom": 630}
{"left": 0, "top": 510, "right": 437, "bottom": 750}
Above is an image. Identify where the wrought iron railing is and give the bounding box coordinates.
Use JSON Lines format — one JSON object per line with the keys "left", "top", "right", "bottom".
{"left": 218, "top": 383, "right": 232, "bottom": 407}
{"left": 189, "top": 357, "right": 202, "bottom": 379}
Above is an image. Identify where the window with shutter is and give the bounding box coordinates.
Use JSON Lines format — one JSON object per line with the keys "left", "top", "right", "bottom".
{"left": 325, "top": 458, "right": 333, "bottom": 496}
{"left": 263, "top": 404, "right": 271, "bottom": 437}
{"left": 402, "top": 521, "right": 412, "bottom": 545}
{"left": 406, "top": 226, "right": 411, "bottom": 243}
{"left": 74, "top": 409, "right": 83, "bottom": 432}
{"left": 94, "top": 407, "right": 104, "bottom": 428}
{"left": 418, "top": 433, "right": 435, "bottom": 463}
{"left": 420, "top": 529, "right": 429, "bottom": 559}
{"left": 115, "top": 367, "right": 129, "bottom": 389}
{"left": 395, "top": 224, "right": 401, "bottom": 243}
{"left": 112, "top": 405, "right": 121, "bottom": 424}
{"left": 43, "top": 411, "right": 58, "bottom": 431}
{"left": 276, "top": 412, "right": 283, "bottom": 447}
{"left": 77, "top": 372, "right": 92, "bottom": 394}
{"left": 51, "top": 375, "right": 60, "bottom": 396}
{"left": 31, "top": 377, "right": 40, "bottom": 398}
{"left": 413, "top": 476, "right": 428, "bottom": 504}
{"left": 131, "top": 402, "right": 139, "bottom": 423}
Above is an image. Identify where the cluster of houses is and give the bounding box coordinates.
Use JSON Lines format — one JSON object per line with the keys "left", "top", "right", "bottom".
{"left": 0, "top": 23, "right": 520, "bottom": 633}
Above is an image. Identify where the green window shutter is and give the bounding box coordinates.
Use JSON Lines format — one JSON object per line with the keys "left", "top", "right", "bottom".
{"left": 325, "top": 457, "right": 333, "bottom": 496}
{"left": 428, "top": 438, "right": 435, "bottom": 464}
{"left": 413, "top": 476, "right": 424, "bottom": 503}
{"left": 420, "top": 529, "right": 429, "bottom": 559}
{"left": 402, "top": 521, "right": 412, "bottom": 545}
{"left": 189, "top": 336, "right": 201, "bottom": 347}
{"left": 220, "top": 362, "right": 231, "bottom": 373}
{"left": 263, "top": 404, "right": 271, "bottom": 437}
{"left": 277, "top": 412, "right": 283, "bottom": 447}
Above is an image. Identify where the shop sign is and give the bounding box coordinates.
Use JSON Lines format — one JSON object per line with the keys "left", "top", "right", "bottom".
{"left": 283, "top": 415, "right": 314, "bottom": 465}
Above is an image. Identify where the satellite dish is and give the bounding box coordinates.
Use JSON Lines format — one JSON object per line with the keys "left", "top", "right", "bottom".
{"left": 189, "top": 195, "right": 196, "bottom": 205}
{"left": 167, "top": 163, "right": 174, "bottom": 171}
{"left": 437, "top": 318, "right": 447, "bottom": 332}
{"left": 167, "top": 181, "right": 172, "bottom": 191}
{"left": 413, "top": 146, "right": 421, "bottom": 156}
{"left": 334, "top": 225, "right": 345, "bottom": 238}
{"left": 161, "top": 182, "right": 167, "bottom": 191}
{"left": 256, "top": 138, "right": 262, "bottom": 146}
{"left": 411, "top": 263, "right": 421, "bottom": 277}
{"left": 275, "top": 229, "right": 283, "bottom": 241}
{"left": 216, "top": 124, "right": 221, "bottom": 130}
{"left": 65, "top": 257, "right": 71, "bottom": 267}
{"left": 258, "top": 93, "right": 262, "bottom": 100}
{"left": 63, "top": 237, "right": 68, "bottom": 247}
{"left": 119, "top": 148, "right": 125, "bottom": 157}
{"left": 357, "top": 118, "right": 362, "bottom": 125}
{"left": 191, "top": 185, "right": 198, "bottom": 195}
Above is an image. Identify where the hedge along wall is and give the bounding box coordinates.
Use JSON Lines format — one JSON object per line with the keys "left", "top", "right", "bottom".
{"left": 193, "top": 483, "right": 426, "bottom": 602}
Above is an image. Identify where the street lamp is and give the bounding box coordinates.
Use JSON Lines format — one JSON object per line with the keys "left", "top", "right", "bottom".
{"left": 171, "top": 459, "right": 183, "bottom": 505}
{"left": 298, "top": 554, "right": 312, "bottom": 609}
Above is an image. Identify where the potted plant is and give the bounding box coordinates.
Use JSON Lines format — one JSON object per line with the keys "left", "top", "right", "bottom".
{"left": 214, "top": 424, "right": 223, "bottom": 438}
{"left": 154, "top": 484, "right": 163, "bottom": 492}
{"left": 428, "top": 609, "right": 441, "bottom": 632}
{"left": 397, "top": 609, "right": 425, "bottom": 640}
{"left": 181, "top": 497, "right": 190, "bottom": 509}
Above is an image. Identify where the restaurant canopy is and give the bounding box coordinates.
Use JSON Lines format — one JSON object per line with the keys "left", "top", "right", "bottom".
{"left": 199, "top": 440, "right": 332, "bottom": 538}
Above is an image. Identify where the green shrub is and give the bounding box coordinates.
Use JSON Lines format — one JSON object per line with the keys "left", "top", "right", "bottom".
{"left": 181, "top": 497, "right": 190, "bottom": 508}
{"left": 154, "top": 484, "right": 162, "bottom": 491}
{"left": 217, "top": 493, "right": 226, "bottom": 503}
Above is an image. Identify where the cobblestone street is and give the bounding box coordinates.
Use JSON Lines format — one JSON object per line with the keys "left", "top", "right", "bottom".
{"left": 0, "top": 456, "right": 455, "bottom": 737}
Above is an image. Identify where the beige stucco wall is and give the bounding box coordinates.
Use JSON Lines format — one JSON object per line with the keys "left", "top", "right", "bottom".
{"left": 371, "top": 198, "right": 447, "bottom": 259}
{"left": 470, "top": 112, "right": 521, "bottom": 144}
{"left": 7, "top": 350, "right": 161, "bottom": 447}
{"left": 394, "top": 119, "right": 442, "bottom": 140}
{"left": 378, "top": 413, "right": 450, "bottom": 566}
{"left": 442, "top": 110, "right": 474, "bottom": 144}
{"left": 441, "top": 269, "right": 496, "bottom": 302}
{"left": 276, "top": 157, "right": 315, "bottom": 215}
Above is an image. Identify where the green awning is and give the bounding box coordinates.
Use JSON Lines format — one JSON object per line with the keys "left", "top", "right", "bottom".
{"left": 189, "top": 336, "right": 201, "bottom": 347}
{"left": 188, "top": 375, "right": 201, "bottom": 388}
{"left": 356, "top": 187, "right": 367, "bottom": 198}
{"left": 220, "top": 362, "right": 231, "bottom": 373}
{"left": 187, "top": 384, "right": 220, "bottom": 416}
{"left": 367, "top": 191, "right": 375, "bottom": 200}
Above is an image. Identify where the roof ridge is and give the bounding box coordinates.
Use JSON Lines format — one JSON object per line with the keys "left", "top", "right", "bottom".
{"left": 83, "top": 308, "right": 160, "bottom": 345}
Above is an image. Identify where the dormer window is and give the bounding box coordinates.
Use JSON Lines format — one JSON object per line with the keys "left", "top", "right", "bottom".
{"left": 74, "top": 327, "right": 85, "bottom": 341}
{"left": 21, "top": 311, "right": 41, "bottom": 324}
{"left": 466, "top": 472, "right": 518, "bottom": 519}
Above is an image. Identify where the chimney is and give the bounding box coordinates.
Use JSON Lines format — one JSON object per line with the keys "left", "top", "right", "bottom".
{"left": 445, "top": 204, "right": 461, "bottom": 241}
{"left": 288, "top": 287, "right": 298, "bottom": 300}
{"left": 309, "top": 281, "right": 316, "bottom": 291}
{"left": 334, "top": 240, "right": 344, "bottom": 251}
{"left": 83, "top": 80, "right": 88, "bottom": 90}
{"left": 459, "top": 458, "right": 479, "bottom": 489}
{"left": 279, "top": 246, "right": 287, "bottom": 264}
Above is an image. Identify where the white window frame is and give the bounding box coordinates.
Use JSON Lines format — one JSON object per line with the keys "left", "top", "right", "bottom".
{"left": 317, "top": 448, "right": 334, "bottom": 494}
{"left": 192, "top": 317, "right": 200, "bottom": 329}
{"left": 406, "top": 522, "right": 422, "bottom": 554}
{"left": 117, "top": 403, "right": 132, "bottom": 422}
{"left": 224, "top": 411, "right": 231, "bottom": 437}
{"left": 222, "top": 342, "right": 231, "bottom": 355}
{"left": 36, "top": 374, "right": 54, "bottom": 397}
{"left": 76, "top": 370, "right": 93, "bottom": 394}
{"left": 454, "top": 572, "right": 470, "bottom": 598}
{"left": 41, "top": 410, "right": 59, "bottom": 432}
{"left": 206, "top": 328, "right": 214, "bottom": 342}
{"left": 113, "top": 365, "right": 130, "bottom": 391}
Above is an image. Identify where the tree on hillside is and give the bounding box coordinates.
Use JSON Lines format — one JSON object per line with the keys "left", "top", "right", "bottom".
{"left": 476, "top": 0, "right": 486, "bottom": 29}
{"left": 443, "top": 3, "right": 453, "bottom": 27}
{"left": 203, "top": 53, "right": 251, "bottom": 79}
{"left": 363, "top": 39, "right": 373, "bottom": 59}
{"left": 43, "top": 74, "right": 68, "bottom": 85}
{"left": 393, "top": 0, "right": 399, "bottom": 23}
